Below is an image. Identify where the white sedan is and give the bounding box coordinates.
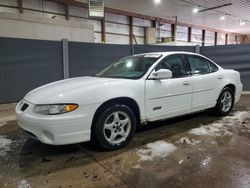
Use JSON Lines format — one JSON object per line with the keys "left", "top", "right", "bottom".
{"left": 16, "top": 52, "right": 243, "bottom": 150}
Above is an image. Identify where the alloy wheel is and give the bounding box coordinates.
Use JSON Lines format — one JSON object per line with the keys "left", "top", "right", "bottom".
{"left": 103, "top": 111, "right": 131, "bottom": 145}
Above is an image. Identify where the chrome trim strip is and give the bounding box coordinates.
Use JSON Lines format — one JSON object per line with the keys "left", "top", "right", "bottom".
{"left": 148, "top": 88, "right": 213, "bottom": 100}
{"left": 193, "top": 88, "right": 214, "bottom": 93}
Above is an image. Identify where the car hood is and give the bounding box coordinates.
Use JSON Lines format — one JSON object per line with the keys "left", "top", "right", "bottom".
{"left": 24, "top": 76, "right": 122, "bottom": 104}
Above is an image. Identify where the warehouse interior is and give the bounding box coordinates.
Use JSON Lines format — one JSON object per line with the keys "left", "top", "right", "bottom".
{"left": 0, "top": 0, "right": 250, "bottom": 187}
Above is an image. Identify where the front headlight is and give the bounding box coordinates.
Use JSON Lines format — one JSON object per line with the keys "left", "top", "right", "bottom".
{"left": 34, "top": 104, "right": 78, "bottom": 115}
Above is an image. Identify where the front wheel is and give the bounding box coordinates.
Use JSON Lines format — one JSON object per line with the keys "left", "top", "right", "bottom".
{"left": 214, "top": 87, "right": 234, "bottom": 116}
{"left": 92, "top": 104, "right": 136, "bottom": 150}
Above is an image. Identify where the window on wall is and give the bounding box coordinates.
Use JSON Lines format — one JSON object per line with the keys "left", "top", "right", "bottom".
{"left": 217, "top": 33, "right": 226, "bottom": 45}
{"left": 105, "top": 13, "right": 130, "bottom": 44}
{"left": 237, "top": 35, "right": 245, "bottom": 44}
{"left": 87, "top": 20, "right": 102, "bottom": 43}
{"left": 176, "top": 25, "right": 188, "bottom": 42}
{"left": 68, "top": 6, "right": 103, "bottom": 43}
{"left": 191, "top": 28, "right": 202, "bottom": 45}
{"left": 133, "top": 18, "right": 152, "bottom": 44}
{"left": 205, "top": 31, "right": 215, "bottom": 46}
{"left": 227, "top": 34, "right": 236, "bottom": 45}
{"left": 157, "top": 22, "right": 171, "bottom": 42}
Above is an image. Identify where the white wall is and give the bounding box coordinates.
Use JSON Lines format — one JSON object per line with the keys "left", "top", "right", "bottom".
{"left": 205, "top": 31, "right": 215, "bottom": 46}
{"left": 133, "top": 17, "right": 151, "bottom": 44}
{"left": 0, "top": 12, "right": 94, "bottom": 42}
{"left": 0, "top": 0, "right": 244, "bottom": 45}
{"left": 0, "top": 0, "right": 153, "bottom": 45}
{"left": 105, "top": 12, "right": 130, "bottom": 44}
{"left": 217, "top": 33, "right": 226, "bottom": 45}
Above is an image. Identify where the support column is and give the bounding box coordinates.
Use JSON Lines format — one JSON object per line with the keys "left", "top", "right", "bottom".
{"left": 188, "top": 27, "right": 191, "bottom": 42}
{"left": 171, "top": 24, "right": 175, "bottom": 42}
{"left": 129, "top": 16, "right": 133, "bottom": 45}
{"left": 62, "top": 39, "right": 69, "bottom": 79}
{"left": 214, "top": 32, "right": 218, "bottom": 46}
{"left": 65, "top": 5, "right": 69, "bottom": 20}
{"left": 17, "top": 0, "right": 23, "bottom": 14}
{"left": 202, "top": 29, "right": 205, "bottom": 46}
{"left": 171, "top": 16, "right": 177, "bottom": 42}
{"left": 101, "top": 18, "right": 106, "bottom": 43}
{"left": 155, "top": 19, "right": 160, "bottom": 43}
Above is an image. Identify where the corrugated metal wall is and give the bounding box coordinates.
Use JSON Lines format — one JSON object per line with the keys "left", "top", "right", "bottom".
{"left": 69, "top": 42, "right": 132, "bottom": 77}
{"left": 0, "top": 37, "right": 249, "bottom": 104}
{"left": 200, "top": 44, "right": 250, "bottom": 91}
{"left": 0, "top": 37, "right": 63, "bottom": 103}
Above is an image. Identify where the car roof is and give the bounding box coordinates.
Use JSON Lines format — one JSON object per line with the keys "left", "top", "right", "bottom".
{"left": 134, "top": 51, "right": 199, "bottom": 56}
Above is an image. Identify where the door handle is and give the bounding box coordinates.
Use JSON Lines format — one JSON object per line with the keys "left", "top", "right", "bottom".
{"left": 218, "top": 75, "right": 224, "bottom": 80}
{"left": 183, "top": 81, "right": 190, "bottom": 86}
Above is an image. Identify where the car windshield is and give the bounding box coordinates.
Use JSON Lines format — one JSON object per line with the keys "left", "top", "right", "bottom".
{"left": 95, "top": 54, "right": 161, "bottom": 79}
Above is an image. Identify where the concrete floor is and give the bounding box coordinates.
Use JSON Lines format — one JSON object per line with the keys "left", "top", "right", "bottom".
{"left": 0, "top": 95, "right": 250, "bottom": 188}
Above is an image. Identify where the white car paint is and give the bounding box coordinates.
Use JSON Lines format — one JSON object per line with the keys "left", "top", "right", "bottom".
{"left": 16, "top": 52, "right": 243, "bottom": 145}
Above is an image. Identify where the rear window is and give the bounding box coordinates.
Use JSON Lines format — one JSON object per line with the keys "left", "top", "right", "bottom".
{"left": 187, "top": 55, "right": 210, "bottom": 74}
{"left": 208, "top": 61, "right": 219, "bottom": 72}
{"left": 187, "top": 55, "right": 218, "bottom": 74}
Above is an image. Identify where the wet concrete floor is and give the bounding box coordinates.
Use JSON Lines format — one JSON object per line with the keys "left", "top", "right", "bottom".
{"left": 0, "top": 95, "right": 250, "bottom": 188}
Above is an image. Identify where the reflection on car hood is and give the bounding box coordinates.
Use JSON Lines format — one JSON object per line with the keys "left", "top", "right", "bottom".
{"left": 24, "top": 76, "right": 119, "bottom": 104}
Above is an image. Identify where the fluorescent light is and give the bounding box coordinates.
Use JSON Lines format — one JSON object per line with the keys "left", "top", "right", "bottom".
{"left": 193, "top": 8, "right": 199, "bottom": 13}
{"left": 240, "top": 21, "right": 246, "bottom": 26}
{"left": 220, "top": 16, "right": 225, "bottom": 20}
{"left": 154, "top": 0, "right": 161, "bottom": 4}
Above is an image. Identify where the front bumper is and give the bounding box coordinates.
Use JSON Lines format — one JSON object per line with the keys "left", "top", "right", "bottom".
{"left": 16, "top": 100, "right": 99, "bottom": 145}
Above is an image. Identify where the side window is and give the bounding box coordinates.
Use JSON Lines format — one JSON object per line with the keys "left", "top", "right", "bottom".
{"left": 156, "top": 55, "right": 190, "bottom": 78}
{"left": 187, "top": 55, "right": 210, "bottom": 74}
{"left": 208, "top": 61, "right": 219, "bottom": 72}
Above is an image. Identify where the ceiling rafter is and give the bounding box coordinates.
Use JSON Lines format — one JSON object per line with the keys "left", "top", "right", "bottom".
{"left": 45, "top": 0, "right": 243, "bottom": 35}
{"left": 198, "top": 3, "right": 232, "bottom": 12}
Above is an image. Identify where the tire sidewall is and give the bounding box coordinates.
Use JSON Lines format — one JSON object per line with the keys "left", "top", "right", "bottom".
{"left": 93, "top": 104, "right": 137, "bottom": 150}
{"left": 216, "top": 87, "right": 234, "bottom": 116}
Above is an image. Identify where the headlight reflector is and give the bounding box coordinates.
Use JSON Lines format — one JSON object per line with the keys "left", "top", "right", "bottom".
{"left": 34, "top": 104, "right": 78, "bottom": 115}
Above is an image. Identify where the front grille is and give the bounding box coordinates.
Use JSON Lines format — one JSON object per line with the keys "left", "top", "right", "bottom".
{"left": 21, "top": 103, "right": 29, "bottom": 112}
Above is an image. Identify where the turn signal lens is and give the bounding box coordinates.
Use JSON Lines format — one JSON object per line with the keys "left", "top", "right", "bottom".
{"left": 65, "top": 104, "right": 78, "bottom": 112}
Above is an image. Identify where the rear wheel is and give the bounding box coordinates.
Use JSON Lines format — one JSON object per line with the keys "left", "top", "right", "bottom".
{"left": 92, "top": 104, "right": 136, "bottom": 150}
{"left": 214, "top": 87, "right": 234, "bottom": 116}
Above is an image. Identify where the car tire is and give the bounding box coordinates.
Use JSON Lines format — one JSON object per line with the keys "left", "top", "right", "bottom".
{"left": 92, "top": 104, "right": 137, "bottom": 150}
{"left": 214, "top": 87, "right": 234, "bottom": 116}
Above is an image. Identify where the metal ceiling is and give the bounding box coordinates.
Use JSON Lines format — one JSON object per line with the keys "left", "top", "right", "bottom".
{"left": 102, "top": 0, "right": 250, "bottom": 34}
{"left": 183, "top": 0, "right": 250, "bottom": 21}
{"left": 46, "top": 0, "right": 250, "bottom": 34}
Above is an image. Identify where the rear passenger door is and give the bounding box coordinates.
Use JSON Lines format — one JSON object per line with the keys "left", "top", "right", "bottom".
{"left": 186, "top": 55, "right": 220, "bottom": 111}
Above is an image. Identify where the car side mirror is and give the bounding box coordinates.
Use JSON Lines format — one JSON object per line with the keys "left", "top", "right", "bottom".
{"left": 149, "top": 69, "right": 172, "bottom": 80}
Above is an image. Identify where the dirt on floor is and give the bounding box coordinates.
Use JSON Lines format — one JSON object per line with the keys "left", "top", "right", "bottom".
{"left": 0, "top": 95, "right": 250, "bottom": 188}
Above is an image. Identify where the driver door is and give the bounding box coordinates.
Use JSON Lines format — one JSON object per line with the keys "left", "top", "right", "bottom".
{"left": 145, "top": 54, "right": 192, "bottom": 122}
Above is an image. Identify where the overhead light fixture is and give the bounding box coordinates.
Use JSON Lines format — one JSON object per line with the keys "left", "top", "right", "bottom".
{"left": 240, "top": 21, "right": 246, "bottom": 25}
{"left": 154, "top": 0, "right": 161, "bottom": 4}
{"left": 220, "top": 16, "right": 225, "bottom": 20}
{"left": 193, "top": 8, "right": 199, "bottom": 13}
